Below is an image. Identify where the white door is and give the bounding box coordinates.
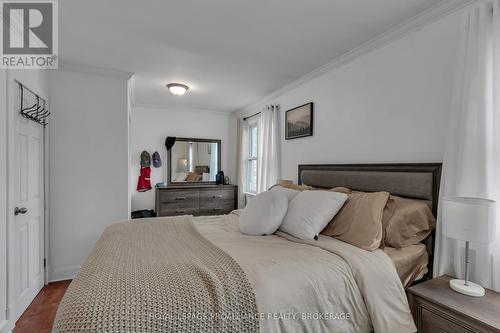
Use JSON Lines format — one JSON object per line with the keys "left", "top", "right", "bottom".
{"left": 13, "top": 94, "right": 45, "bottom": 315}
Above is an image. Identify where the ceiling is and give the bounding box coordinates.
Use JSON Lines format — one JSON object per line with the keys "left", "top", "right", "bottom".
{"left": 59, "top": 0, "right": 442, "bottom": 112}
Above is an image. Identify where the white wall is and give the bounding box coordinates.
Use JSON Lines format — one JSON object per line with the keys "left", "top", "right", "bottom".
{"left": 48, "top": 69, "right": 130, "bottom": 281}
{"left": 130, "top": 106, "right": 236, "bottom": 211}
{"left": 238, "top": 10, "right": 462, "bottom": 182}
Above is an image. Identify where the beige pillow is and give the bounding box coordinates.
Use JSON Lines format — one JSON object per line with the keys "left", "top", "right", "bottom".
{"left": 383, "top": 196, "right": 436, "bottom": 248}
{"left": 271, "top": 182, "right": 314, "bottom": 191}
{"left": 321, "top": 190, "right": 390, "bottom": 251}
{"left": 330, "top": 187, "right": 352, "bottom": 194}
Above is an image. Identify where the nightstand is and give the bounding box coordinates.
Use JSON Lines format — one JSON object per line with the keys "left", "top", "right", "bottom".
{"left": 407, "top": 275, "right": 500, "bottom": 333}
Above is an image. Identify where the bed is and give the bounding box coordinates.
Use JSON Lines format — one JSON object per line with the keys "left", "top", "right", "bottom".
{"left": 53, "top": 163, "right": 441, "bottom": 333}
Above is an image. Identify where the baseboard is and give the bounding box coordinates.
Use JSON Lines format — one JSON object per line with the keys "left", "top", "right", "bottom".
{"left": 0, "top": 318, "right": 14, "bottom": 333}
{"left": 49, "top": 266, "right": 80, "bottom": 282}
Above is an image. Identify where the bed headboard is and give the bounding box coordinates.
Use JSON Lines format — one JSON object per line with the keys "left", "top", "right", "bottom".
{"left": 298, "top": 163, "right": 442, "bottom": 215}
{"left": 298, "top": 163, "right": 442, "bottom": 281}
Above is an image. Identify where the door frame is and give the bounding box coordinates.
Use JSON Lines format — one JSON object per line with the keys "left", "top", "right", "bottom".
{"left": 5, "top": 73, "right": 50, "bottom": 325}
{"left": 0, "top": 70, "right": 9, "bottom": 333}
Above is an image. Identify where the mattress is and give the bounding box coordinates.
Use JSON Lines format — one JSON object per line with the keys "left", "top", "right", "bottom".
{"left": 383, "top": 244, "right": 428, "bottom": 287}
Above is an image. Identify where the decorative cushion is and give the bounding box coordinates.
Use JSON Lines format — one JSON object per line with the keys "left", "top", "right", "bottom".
{"left": 280, "top": 190, "right": 348, "bottom": 240}
{"left": 239, "top": 190, "right": 288, "bottom": 236}
{"left": 322, "top": 190, "right": 390, "bottom": 251}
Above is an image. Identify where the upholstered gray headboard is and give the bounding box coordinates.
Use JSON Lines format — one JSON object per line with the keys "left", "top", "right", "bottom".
{"left": 298, "top": 163, "right": 442, "bottom": 215}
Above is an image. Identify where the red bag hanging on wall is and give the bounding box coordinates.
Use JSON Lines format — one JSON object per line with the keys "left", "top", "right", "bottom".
{"left": 137, "top": 166, "right": 152, "bottom": 192}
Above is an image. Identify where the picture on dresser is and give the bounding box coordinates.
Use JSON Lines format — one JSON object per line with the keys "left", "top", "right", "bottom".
{"left": 285, "top": 102, "right": 313, "bottom": 140}
{"left": 167, "top": 137, "right": 221, "bottom": 185}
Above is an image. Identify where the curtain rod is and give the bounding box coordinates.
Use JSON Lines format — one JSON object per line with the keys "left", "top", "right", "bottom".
{"left": 243, "top": 111, "right": 261, "bottom": 121}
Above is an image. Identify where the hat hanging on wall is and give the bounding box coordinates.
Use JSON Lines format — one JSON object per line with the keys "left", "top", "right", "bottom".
{"left": 140, "top": 151, "right": 151, "bottom": 168}
{"left": 152, "top": 151, "right": 161, "bottom": 168}
{"left": 165, "top": 136, "right": 176, "bottom": 150}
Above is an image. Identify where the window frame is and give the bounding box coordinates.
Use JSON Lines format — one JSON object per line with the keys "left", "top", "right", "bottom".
{"left": 247, "top": 124, "right": 258, "bottom": 194}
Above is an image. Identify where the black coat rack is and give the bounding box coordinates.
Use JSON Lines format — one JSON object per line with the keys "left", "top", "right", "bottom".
{"left": 19, "top": 82, "right": 50, "bottom": 127}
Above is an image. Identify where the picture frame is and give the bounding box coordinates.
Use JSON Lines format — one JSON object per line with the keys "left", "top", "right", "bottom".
{"left": 285, "top": 102, "right": 313, "bottom": 140}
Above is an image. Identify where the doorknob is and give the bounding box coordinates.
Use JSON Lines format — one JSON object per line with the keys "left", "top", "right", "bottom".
{"left": 15, "top": 207, "right": 28, "bottom": 216}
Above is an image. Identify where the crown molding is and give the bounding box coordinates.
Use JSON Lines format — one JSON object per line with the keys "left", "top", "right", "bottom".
{"left": 58, "top": 61, "right": 134, "bottom": 80}
{"left": 132, "top": 103, "right": 234, "bottom": 116}
{"left": 235, "top": 0, "right": 476, "bottom": 117}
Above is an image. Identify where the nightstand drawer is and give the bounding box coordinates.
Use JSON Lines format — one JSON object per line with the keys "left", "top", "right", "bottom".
{"left": 421, "top": 308, "right": 471, "bottom": 333}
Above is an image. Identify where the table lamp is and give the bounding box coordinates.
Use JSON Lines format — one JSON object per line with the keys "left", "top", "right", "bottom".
{"left": 441, "top": 197, "right": 496, "bottom": 297}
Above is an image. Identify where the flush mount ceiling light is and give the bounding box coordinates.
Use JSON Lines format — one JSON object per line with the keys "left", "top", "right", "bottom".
{"left": 167, "top": 83, "right": 189, "bottom": 96}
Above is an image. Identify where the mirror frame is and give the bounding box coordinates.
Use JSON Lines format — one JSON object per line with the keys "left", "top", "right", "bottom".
{"left": 167, "top": 137, "right": 222, "bottom": 186}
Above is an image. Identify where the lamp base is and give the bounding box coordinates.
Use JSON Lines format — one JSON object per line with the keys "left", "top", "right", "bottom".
{"left": 449, "top": 279, "right": 485, "bottom": 297}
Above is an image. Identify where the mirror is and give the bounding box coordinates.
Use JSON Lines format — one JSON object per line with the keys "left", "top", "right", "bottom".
{"left": 167, "top": 138, "right": 221, "bottom": 185}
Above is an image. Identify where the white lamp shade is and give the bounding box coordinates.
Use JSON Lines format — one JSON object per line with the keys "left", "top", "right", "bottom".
{"left": 441, "top": 197, "right": 496, "bottom": 243}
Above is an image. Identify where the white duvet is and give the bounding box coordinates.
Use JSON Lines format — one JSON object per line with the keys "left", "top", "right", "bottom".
{"left": 195, "top": 213, "right": 416, "bottom": 333}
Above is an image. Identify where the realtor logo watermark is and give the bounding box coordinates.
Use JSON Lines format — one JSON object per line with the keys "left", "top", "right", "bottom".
{"left": 1, "top": 0, "right": 58, "bottom": 69}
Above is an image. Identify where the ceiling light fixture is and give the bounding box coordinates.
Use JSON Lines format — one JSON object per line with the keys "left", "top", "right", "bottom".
{"left": 167, "top": 83, "right": 189, "bottom": 96}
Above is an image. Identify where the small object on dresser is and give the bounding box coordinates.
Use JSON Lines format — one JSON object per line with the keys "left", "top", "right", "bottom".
{"left": 224, "top": 176, "right": 229, "bottom": 185}
{"left": 407, "top": 275, "right": 500, "bottom": 333}
{"left": 216, "top": 171, "right": 225, "bottom": 185}
{"left": 441, "top": 197, "right": 496, "bottom": 297}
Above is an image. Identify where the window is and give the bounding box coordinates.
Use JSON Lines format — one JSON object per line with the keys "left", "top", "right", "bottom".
{"left": 247, "top": 125, "right": 258, "bottom": 193}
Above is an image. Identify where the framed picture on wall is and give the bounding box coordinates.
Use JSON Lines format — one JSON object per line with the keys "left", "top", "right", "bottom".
{"left": 285, "top": 102, "right": 313, "bottom": 140}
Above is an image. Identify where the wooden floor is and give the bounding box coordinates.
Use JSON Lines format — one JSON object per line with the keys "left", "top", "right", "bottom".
{"left": 13, "top": 280, "right": 71, "bottom": 333}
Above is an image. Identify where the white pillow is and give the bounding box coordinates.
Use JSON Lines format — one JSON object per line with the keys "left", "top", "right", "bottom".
{"left": 270, "top": 185, "right": 299, "bottom": 202}
{"left": 280, "top": 190, "right": 348, "bottom": 240}
{"left": 239, "top": 190, "right": 288, "bottom": 236}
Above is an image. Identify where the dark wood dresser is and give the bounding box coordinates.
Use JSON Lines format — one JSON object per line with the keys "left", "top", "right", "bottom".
{"left": 407, "top": 275, "right": 500, "bottom": 333}
{"left": 155, "top": 184, "right": 238, "bottom": 217}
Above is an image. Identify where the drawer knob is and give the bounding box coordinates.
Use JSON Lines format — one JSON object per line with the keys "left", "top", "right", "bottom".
{"left": 212, "top": 195, "right": 223, "bottom": 198}
{"left": 175, "top": 196, "right": 186, "bottom": 200}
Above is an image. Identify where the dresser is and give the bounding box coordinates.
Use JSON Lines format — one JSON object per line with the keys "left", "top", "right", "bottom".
{"left": 407, "top": 275, "right": 500, "bottom": 333}
{"left": 155, "top": 185, "right": 238, "bottom": 217}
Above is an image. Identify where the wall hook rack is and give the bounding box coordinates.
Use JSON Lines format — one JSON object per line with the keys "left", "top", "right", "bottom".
{"left": 19, "top": 82, "right": 50, "bottom": 127}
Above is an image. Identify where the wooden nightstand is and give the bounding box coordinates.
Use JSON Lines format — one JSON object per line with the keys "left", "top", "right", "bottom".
{"left": 407, "top": 275, "right": 500, "bottom": 333}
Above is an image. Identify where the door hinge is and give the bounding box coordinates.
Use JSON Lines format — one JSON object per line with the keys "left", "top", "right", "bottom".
{"left": 43, "top": 258, "right": 46, "bottom": 268}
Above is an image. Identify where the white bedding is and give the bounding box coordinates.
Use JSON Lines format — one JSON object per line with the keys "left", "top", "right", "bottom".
{"left": 195, "top": 213, "right": 416, "bottom": 333}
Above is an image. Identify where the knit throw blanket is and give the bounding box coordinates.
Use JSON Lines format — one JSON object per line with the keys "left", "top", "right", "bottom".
{"left": 53, "top": 216, "right": 259, "bottom": 333}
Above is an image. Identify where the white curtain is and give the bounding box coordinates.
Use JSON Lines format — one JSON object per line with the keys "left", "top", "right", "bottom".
{"left": 257, "top": 104, "right": 280, "bottom": 193}
{"left": 434, "top": 0, "right": 500, "bottom": 292}
{"left": 237, "top": 118, "right": 250, "bottom": 208}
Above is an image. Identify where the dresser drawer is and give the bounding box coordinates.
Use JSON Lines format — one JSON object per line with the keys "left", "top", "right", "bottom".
{"left": 160, "top": 190, "right": 199, "bottom": 206}
{"left": 199, "top": 206, "right": 234, "bottom": 216}
{"left": 199, "top": 190, "right": 235, "bottom": 208}
{"left": 420, "top": 308, "right": 471, "bottom": 333}
{"left": 158, "top": 205, "right": 199, "bottom": 216}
